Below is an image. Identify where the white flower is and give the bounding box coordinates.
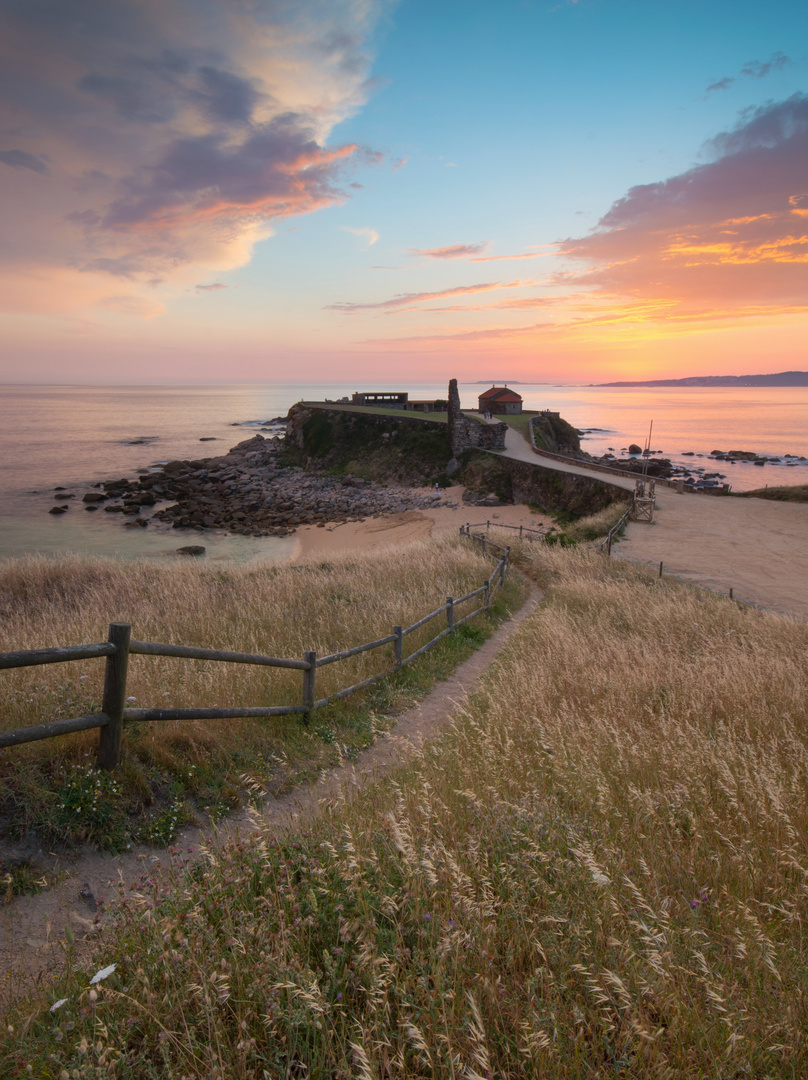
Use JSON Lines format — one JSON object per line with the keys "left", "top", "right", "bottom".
{"left": 50, "top": 998, "right": 68, "bottom": 1012}
{"left": 89, "top": 963, "right": 116, "bottom": 985}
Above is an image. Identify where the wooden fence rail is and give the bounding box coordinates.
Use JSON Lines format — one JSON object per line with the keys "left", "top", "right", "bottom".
{"left": 0, "top": 534, "right": 509, "bottom": 769}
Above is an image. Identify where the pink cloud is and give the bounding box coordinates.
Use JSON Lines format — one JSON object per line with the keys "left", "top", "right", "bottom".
{"left": 407, "top": 243, "right": 489, "bottom": 260}
{"left": 0, "top": 0, "right": 386, "bottom": 317}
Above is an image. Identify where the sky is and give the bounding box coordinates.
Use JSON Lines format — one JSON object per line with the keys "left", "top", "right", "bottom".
{"left": 0, "top": 0, "right": 806, "bottom": 384}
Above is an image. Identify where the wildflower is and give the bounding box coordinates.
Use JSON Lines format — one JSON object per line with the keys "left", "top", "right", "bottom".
{"left": 50, "top": 999, "right": 68, "bottom": 1012}
{"left": 89, "top": 963, "right": 116, "bottom": 985}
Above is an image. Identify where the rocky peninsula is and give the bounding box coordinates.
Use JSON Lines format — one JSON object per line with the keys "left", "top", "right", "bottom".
{"left": 78, "top": 433, "right": 451, "bottom": 539}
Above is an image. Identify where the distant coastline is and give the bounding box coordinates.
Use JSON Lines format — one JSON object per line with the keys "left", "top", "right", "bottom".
{"left": 598, "top": 370, "right": 808, "bottom": 388}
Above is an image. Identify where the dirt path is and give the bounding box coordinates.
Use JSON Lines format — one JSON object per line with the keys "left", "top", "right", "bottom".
{"left": 0, "top": 578, "right": 542, "bottom": 1002}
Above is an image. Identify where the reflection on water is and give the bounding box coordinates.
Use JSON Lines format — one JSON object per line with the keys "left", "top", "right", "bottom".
{"left": 0, "top": 513, "right": 297, "bottom": 564}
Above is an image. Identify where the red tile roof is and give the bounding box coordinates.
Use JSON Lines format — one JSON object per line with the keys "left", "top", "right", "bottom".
{"left": 478, "top": 386, "right": 523, "bottom": 403}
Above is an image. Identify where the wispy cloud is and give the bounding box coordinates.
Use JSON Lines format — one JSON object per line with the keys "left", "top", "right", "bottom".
{"left": 0, "top": 149, "right": 49, "bottom": 174}
{"left": 706, "top": 51, "right": 792, "bottom": 93}
{"left": 471, "top": 250, "right": 555, "bottom": 262}
{"left": 341, "top": 226, "right": 380, "bottom": 248}
{"left": 195, "top": 282, "right": 228, "bottom": 292}
{"left": 327, "top": 280, "right": 532, "bottom": 314}
{"left": 407, "top": 243, "right": 489, "bottom": 260}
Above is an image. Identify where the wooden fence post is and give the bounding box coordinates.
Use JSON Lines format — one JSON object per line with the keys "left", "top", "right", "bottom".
{"left": 447, "top": 597, "right": 454, "bottom": 633}
{"left": 659, "top": 561, "right": 663, "bottom": 578}
{"left": 302, "top": 650, "right": 317, "bottom": 722}
{"left": 485, "top": 581, "right": 491, "bottom": 613}
{"left": 607, "top": 532, "right": 612, "bottom": 556}
{"left": 519, "top": 524, "right": 523, "bottom": 538}
{"left": 481, "top": 538, "right": 487, "bottom": 558}
{"left": 97, "top": 622, "right": 131, "bottom": 771}
{"left": 393, "top": 626, "right": 403, "bottom": 667}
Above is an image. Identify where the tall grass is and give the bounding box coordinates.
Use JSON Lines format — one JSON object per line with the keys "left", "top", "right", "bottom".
{"left": 5, "top": 543, "right": 808, "bottom": 1076}
{"left": 0, "top": 538, "right": 517, "bottom": 849}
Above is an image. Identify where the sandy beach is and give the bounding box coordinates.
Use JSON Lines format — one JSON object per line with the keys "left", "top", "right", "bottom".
{"left": 289, "top": 485, "right": 550, "bottom": 559}
{"left": 617, "top": 487, "right": 808, "bottom": 620}
{"left": 291, "top": 482, "right": 808, "bottom": 621}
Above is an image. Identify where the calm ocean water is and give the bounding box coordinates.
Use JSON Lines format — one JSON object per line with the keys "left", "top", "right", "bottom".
{"left": 1, "top": 382, "right": 806, "bottom": 561}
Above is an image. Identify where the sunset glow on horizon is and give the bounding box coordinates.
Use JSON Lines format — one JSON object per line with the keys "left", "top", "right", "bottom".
{"left": 1, "top": 0, "right": 806, "bottom": 385}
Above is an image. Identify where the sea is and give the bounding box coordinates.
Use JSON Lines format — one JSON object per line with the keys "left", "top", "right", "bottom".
{"left": 1, "top": 382, "right": 806, "bottom": 563}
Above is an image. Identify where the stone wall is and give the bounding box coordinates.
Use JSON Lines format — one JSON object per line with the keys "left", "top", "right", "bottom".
{"left": 447, "top": 378, "right": 507, "bottom": 455}
{"left": 503, "top": 459, "right": 629, "bottom": 516}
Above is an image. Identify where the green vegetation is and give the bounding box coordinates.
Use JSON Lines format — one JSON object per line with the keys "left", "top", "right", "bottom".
{"left": 544, "top": 500, "right": 629, "bottom": 545}
{"left": 497, "top": 409, "right": 536, "bottom": 440}
{"left": 0, "top": 540, "right": 524, "bottom": 855}
{"left": 740, "top": 483, "right": 808, "bottom": 502}
{"left": 286, "top": 409, "right": 453, "bottom": 485}
{"left": 6, "top": 542, "right": 807, "bottom": 1075}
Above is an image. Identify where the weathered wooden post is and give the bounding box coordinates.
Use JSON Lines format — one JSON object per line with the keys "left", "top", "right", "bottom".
{"left": 97, "top": 622, "right": 131, "bottom": 771}
{"left": 519, "top": 524, "right": 523, "bottom": 538}
{"left": 393, "top": 626, "right": 403, "bottom": 666}
{"left": 446, "top": 597, "right": 454, "bottom": 633}
{"left": 729, "top": 587, "right": 734, "bottom": 600}
{"left": 659, "top": 561, "right": 663, "bottom": 578}
{"left": 302, "top": 650, "right": 317, "bottom": 722}
{"left": 607, "top": 532, "right": 612, "bottom": 556}
{"left": 485, "top": 580, "right": 491, "bottom": 613}
{"left": 481, "top": 538, "right": 487, "bottom": 558}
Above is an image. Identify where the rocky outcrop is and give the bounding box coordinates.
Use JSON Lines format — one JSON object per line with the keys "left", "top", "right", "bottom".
{"left": 531, "top": 412, "right": 582, "bottom": 455}
{"left": 95, "top": 435, "right": 450, "bottom": 538}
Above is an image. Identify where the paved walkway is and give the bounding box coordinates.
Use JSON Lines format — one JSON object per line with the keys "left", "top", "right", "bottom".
{"left": 495, "top": 427, "right": 637, "bottom": 493}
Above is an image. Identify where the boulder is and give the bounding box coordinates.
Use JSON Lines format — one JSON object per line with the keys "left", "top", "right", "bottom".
{"left": 628, "top": 444, "right": 642, "bottom": 455}
{"left": 176, "top": 545, "right": 206, "bottom": 555}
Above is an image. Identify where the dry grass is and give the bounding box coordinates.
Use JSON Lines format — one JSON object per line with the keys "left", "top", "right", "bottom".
{"left": 5, "top": 543, "right": 808, "bottom": 1076}
{"left": 0, "top": 538, "right": 515, "bottom": 849}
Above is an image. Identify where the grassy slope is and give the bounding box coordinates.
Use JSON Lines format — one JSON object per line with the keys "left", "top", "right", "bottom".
{"left": 6, "top": 540, "right": 808, "bottom": 1077}
{"left": 0, "top": 539, "right": 524, "bottom": 854}
{"left": 740, "top": 483, "right": 808, "bottom": 502}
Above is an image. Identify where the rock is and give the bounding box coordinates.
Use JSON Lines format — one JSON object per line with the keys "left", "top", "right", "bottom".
{"left": 199, "top": 437, "right": 218, "bottom": 441}
{"left": 446, "top": 457, "right": 460, "bottom": 476}
{"left": 628, "top": 444, "right": 642, "bottom": 455}
{"left": 82, "top": 492, "right": 106, "bottom": 502}
{"left": 49, "top": 505, "right": 68, "bottom": 514}
{"left": 54, "top": 493, "right": 74, "bottom": 499}
{"left": 176, "top": 545, "right": 206, "bottom": 555}
{"left": 85, "top": 505, "right": 99, "bottom": 512}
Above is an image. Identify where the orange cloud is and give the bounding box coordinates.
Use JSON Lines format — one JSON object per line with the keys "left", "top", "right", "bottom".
{"left": 558, "top": 94, "right": 808, "bottom": 319}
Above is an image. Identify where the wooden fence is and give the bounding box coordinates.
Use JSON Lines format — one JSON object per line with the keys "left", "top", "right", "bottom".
{"left": 0, "top": 534, "right": 510, "bottom": 771}
{"left": 462, "top": 520, "right": 546, "bottom": 542}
